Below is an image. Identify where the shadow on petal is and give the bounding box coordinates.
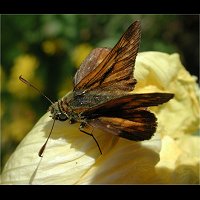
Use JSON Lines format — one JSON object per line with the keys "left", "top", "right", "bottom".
{"left": 1, "top": 113, "right": 121, "bottom": 184}
{"left": 75, "top": 138, "right": 161, "bottom": 184}
{"left": 155, "top": 163, "right": 200, "bottom": 184}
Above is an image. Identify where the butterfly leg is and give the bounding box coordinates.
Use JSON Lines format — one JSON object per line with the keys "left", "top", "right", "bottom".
{"left": 79, "top": 122, "right": 102, "bottom": 155}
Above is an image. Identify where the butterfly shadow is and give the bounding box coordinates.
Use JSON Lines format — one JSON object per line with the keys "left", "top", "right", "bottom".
{"left": 40, "top": 116, "right": 117, "bottom": 159}
{"left": 80, "top": 138, "right": 162, "bottom": 184}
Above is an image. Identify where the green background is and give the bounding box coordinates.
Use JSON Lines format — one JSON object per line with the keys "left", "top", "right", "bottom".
{"left": 1, "top": 14, "right": 199, "bottom": 171}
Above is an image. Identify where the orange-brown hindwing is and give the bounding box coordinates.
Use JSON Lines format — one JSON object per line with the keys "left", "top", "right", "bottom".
{"left": 83, "top": 93, "right": 174, "bottom": 141}
{"left": 89, "top": 108, "right": 157, "bottom": 141}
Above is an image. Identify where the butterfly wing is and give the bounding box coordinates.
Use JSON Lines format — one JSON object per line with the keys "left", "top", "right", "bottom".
{"left": 73, "top": 48, "right": 111, "bottom": 86}
{"left": 73, "top": 21, "right": 141, "bottom": 92}
{"left": 69, "top": 21, "right": 174, "bottom": 141}
{"left": 81, "top": 92, "right": 174, "bottom": 118}
{"left": 82, "top": 92, "right": 174, "bottom": 141}
{"left": 89, "top": 108, "right": 157, "bottom": 141}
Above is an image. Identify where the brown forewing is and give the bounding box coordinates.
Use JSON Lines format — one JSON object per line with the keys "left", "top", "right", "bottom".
{"left": 81, "top": 92, "right": 174, "bottom": 118}
{"left": 73, "top": 21, "right": 141, "bottom": 92}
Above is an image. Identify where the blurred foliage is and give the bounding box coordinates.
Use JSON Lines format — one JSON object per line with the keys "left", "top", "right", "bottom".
{"left": 1, "top": 14, "right": 199, "bottom": 171}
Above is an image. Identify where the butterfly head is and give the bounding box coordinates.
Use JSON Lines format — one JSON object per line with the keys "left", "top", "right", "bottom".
{"left": 49, "top": 101, "right": 68, "bottom": 121}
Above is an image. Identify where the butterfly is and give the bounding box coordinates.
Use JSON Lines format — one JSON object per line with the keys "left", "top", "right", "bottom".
{"left": 20, "top": 20, "right": 174, "bottom": 156}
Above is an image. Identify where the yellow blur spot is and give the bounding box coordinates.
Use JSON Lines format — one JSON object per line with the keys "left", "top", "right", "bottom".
{"left": 7, "top": 54, "right": 41, "bottom": 99}
{"left": 2, "top": 103, "right": 36, "bottom": 143}
{"left": 42, "top": 40, "right": 60, "bottom": 55}
{"left": 72, "top": 43, "right": 93, "bottom": 68}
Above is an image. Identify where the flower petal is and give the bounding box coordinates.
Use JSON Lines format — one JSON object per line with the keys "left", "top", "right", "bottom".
{"left": 135, "top": 52, "right": 200, "bottom": 138}
{"left": 75, "top": 135, "right": 161, "bottom": 184}
{"left": 1, "top": 112, "right": 112, "bottom": 184}
{"left": 156, "top": 135, "right": 200, "bottom": 184}
{"left": 1, "top": 112, "right": 161, "bottom": 184}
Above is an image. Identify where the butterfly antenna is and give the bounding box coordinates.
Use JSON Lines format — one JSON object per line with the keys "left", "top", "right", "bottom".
{"left": 19, "top": 75, "right": 56, "bottom": 157}
{"left": 19, "top": 75, "right": 54, "bottom": 105}
{"left": 38, "top": 117, "right": 56, "bottom": 157}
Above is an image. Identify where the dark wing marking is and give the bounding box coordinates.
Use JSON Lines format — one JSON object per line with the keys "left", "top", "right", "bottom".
{"left": 89, "top": 108, "right": 157, "bottom": 141}
{"left": 74, "top": 21, "right": 141, "bottom": 92}
{"left": 81, "top": 92, "right": 174, "bottom": 118}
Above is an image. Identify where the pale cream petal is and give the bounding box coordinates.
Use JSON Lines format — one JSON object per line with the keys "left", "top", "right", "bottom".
{"left": 1, "top": 112, "right": 161, "bottom": 184}
{"left": 134, "top": 52, "right": 180, "bottom": 90}
{"left": 76, "top": 134, "right": 161, "bottom": 184}
{"left": 134, "top": 52, "right": 200, "bottom": 138}
{"left": 1, "top": 112, "right": 116, "bottom": 184}
{"left": 156, "top": 135, "right": 200, "bottom": 184}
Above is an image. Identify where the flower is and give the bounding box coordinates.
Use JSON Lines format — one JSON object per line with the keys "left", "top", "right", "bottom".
{"left": 1, "top": 52, "right": 199, "bottom": 184}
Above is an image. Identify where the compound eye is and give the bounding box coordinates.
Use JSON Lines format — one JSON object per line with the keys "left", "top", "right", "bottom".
{"left": 58, "top": 113, "right": 68, "bottom": 121}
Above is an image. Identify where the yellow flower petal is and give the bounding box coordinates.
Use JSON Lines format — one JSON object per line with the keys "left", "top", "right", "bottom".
{"left": 1, "top": 112, "right": 161, "bottom": 184}
{"left": 135, "top": 52, "right": 200, "bottom": 138}
{"left": 156, "top": 135, "right": 200, "bottom": 184}
{"left": 76, "top": 135, "right": 161, "bottom": 184}
{"left": 134, "top": 52, "right": 180, "bottom": 90}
